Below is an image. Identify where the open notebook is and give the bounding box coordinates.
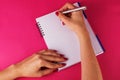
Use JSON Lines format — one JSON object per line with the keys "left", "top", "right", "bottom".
{"left": 36, "top": 2, "right": 104, "bottom": 70}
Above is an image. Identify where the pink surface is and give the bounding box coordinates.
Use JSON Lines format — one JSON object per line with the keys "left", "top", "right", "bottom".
{"left": 0, "top": 0, "right": 120, "bottom": 80}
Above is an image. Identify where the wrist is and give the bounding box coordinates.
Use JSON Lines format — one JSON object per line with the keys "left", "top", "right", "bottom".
{"left": 0, "top": 64, "right": 20, "bottom": 80}
{"left": 75, "top": 26, "right": 89, "bottom": 37}
{"left": 7, "top": 64, "right": 21, "bottom": 79}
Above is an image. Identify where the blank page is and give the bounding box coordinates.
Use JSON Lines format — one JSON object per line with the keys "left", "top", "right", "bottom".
{"left": 36, "top": 2, "right": 104, "bottom": 70}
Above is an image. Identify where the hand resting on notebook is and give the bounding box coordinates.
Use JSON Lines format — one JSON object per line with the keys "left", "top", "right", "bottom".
{"left": 0, "top": 50, "right": 67, "bottom": 80}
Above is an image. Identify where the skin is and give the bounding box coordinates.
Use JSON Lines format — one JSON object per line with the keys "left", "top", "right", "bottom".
{"left": 0, "top": 2, "right": 103, "bottom": 80}
{"left": 0, "top": 50, "right": 67, "bottom": 80}
{"left": 57, "top": 3, "right": 103, "bottom": 80}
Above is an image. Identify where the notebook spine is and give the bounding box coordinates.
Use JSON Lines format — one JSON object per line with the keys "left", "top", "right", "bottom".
{"left": 77, "top": 2, "right": 87, "bottom": 18}
{"left": 36, "top": 22, "right": 45, "bottom": 36}
{"left": 96, "top": 35, "right": 105, "bottom": 52}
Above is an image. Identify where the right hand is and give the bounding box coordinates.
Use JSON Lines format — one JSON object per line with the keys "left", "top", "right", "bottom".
{"left": 56, "top": 3, "right": 88, "bottom": 35}
{"left": 14, "top": 49, "right": 67, "bottom": 78}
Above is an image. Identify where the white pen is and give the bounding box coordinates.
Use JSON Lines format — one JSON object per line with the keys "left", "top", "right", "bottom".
{"left": 62, "top": 6, "right": 87, "bottom": 14}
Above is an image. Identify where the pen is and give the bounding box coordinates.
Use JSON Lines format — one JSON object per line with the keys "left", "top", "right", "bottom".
{"left": 62, "top": 6, "right": 87, "bottom": 14}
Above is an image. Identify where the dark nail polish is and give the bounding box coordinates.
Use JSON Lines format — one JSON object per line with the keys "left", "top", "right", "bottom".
{"left": 53, "top": 69, "right": 58, "bottom": 72}
{"left": 62, "top": 22, "right": 65, "bottom": 25}
{"left": 53, "top": 50, "right": 57, "bottom": 52}
{"left": 55, "top": 12, "right": 59, "bottom": 16}
{"left": 64, "top": 58, "right": 68, "bottom": 60}
{"left": 59, "top": 54, "right": 64, "bottom": 57}
{"left": 62, "top": 63, "right": 66, "bottom": 66}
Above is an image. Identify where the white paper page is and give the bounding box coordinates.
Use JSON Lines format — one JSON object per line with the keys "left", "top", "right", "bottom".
{"left": 36, "top": 3, "right": 104, "bottom": 70}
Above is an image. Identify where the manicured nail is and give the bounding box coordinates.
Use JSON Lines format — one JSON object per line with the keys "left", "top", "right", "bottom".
{"left": 59, "top": 54, "right": 64, "bottom": 57}
{"left": 62, "top": 22, "right": 65, "bottom": 25}
{"left": 53, "top": 50, "right": 57, "bottom": 52}
{"left": 53, "top": 69, "right": 58, "bottom": 72}
{"left": 64, "top": 58, "right": 68, "bottom": 60}
{"left": 62, "top": 63, "right": 66, "bottom": 66}
{"left": 55, "top": 12, "right": 59, "bottom": 16}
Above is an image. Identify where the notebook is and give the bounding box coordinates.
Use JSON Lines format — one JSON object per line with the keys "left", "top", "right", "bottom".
{"left": 36, "top": 2, "right": 104, "bottom": 70}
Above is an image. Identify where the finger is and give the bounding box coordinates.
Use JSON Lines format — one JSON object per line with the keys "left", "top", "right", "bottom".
{"left": 58, "top": 12, "right": 71, "bottom": 25}
{"left": 40, "top": 54, "right": 67, "bottom": 62}
{"left": 33, "top": 68, "right": 57, "bottom": 77}
{"left": 43, "top": 60, "right": 66, "bottom": 68}
{"left": 39, "top": 49, "right": 57, "bottom": 53}
{"left": 39, "top": 49, "right": 62, "bottom": 57}
{"left": 59, "top": 2, "right": 76, "bottom": 11}
{"left": 72, "top": 10, "right": 84, "bottom": 19}
{"left": 57, "top": 3, "right": 76, "bottom": 26}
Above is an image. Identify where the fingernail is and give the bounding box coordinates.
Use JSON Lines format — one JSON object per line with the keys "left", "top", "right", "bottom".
{"left": 53, "top": 69, "right": 58, "bottom": 72}
{"left": 62, "top": 63, "right": 66, "bottom": 66}
{"left": 64, "top": 58, "right": 68, "bottom": 61}
{"left": 62, "top": 22, "right": 65, "bottom": 25}
{"left": 55, "top": 12, "right": 59, "bottom": 16}
{"left": 53, "top": 50, "right": 57, "bottom": 52}
{"left": 59, "top": 54, "right": 64, "bottom": 57}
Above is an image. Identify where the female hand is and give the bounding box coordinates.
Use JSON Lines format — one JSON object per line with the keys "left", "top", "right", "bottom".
{"left": 56, "top": 3, "right": 88, "bottom": 36}
{"left": 14, "top": 49, "right": 66, "bottom": 78}
{"left": 56, "top": 3, "right": 103, "bottom": 80}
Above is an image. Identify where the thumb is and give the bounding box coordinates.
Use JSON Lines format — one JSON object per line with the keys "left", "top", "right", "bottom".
{"left": 57, "top": 12, "right": 71, "bottom": 25}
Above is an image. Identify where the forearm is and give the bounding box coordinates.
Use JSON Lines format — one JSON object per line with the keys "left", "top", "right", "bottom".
{"left": 77, "top": 28, "right": 103, "bottom": 80}
{"left": 0, "top": 65, "right": 19, "bottom": 80}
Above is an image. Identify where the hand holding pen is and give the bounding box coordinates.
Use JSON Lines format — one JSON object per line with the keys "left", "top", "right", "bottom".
{"left": 55, "top": 2, "right": 87, "bottom": 35}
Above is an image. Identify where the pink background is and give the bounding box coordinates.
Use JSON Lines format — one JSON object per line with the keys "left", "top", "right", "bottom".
{"left": 0, "top": 0, "right": 120, "bottom": 80}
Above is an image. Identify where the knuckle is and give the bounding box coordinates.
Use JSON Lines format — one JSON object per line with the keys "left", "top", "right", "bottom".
{"left": 34, "top": 54, "right": 40, "bottom": 59}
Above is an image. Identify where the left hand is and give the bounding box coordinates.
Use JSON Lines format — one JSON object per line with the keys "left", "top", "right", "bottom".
{"left": 14, "top": 49, "right": 67, "bottom": 78}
